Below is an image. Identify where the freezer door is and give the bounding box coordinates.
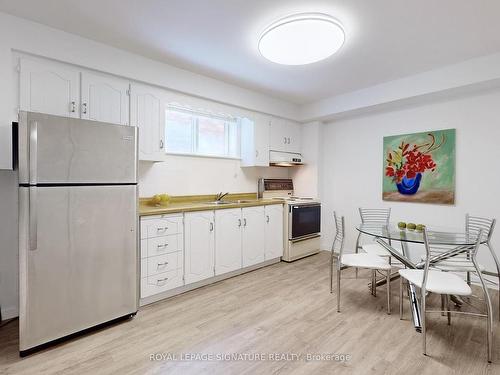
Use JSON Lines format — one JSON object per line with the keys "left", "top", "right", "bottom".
{"left": 19, "top": 185, "right": 138, "bottom": 352}
{"left": 18, "top": 111, "right": 137, "bottom": 184}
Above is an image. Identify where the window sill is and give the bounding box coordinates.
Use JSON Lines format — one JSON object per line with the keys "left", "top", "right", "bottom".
{"left": 165, "top": 152, "right": 241, "bottom": 161}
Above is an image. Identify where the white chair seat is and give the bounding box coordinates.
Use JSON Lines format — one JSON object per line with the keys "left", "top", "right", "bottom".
{"left": 362, "top": 243, "right": 391, "bottom": 257}
{"left": 399, "top": 269, "right": 472, "bottom": 296}
{"left": 341, "top": 253, "right": 391, "bottom": 270}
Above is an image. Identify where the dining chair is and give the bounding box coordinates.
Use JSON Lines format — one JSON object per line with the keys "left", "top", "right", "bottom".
{"left": 418, "top": 214, "right": 499, "bottom": 321}
{"left": 466, "top": 214, "right": 500, "bottom": 320}
{"left": 330, "top": 212, "right": 392, "bottom": 314}
{"left": 397, "top": 228, "right": 493, "bottom": 363}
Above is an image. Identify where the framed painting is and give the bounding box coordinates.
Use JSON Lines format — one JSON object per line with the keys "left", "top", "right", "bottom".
{"left": 382, "top": 129, "right": 456, "bottom": 204}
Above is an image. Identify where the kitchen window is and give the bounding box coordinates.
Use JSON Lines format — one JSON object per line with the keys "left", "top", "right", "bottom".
{"left": 165, "top": 107, "right": 240, "bottom": 158}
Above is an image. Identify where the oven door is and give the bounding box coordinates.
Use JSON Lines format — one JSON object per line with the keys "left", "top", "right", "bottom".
{"left": 288, "top": 204, "right": 321, "bottom": 240}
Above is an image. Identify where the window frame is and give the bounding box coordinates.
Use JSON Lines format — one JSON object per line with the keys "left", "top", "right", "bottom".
{"left": 164, "top": 106, "right": 241, "bottom": 160}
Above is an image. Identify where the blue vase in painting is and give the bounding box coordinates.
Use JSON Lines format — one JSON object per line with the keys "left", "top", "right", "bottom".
{"left": 396, "top": 173, "right": 422, "bottom": 195}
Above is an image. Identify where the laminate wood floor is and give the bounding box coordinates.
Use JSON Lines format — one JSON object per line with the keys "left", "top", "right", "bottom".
{"left": 1, "top": 251, "right": 499, "bottom": 375}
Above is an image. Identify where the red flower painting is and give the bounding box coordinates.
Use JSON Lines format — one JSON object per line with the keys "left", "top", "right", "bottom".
{"left": 385, "top": 134, "right": 441, "bottom": 184}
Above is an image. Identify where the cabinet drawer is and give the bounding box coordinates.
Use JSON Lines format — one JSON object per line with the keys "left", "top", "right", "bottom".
{"left": 147, "top": 252, "right": 183, "bottom": 276}
{"left": 140, "top": 269, "right": 184, "bottom": 298}
{"left": 147, "top": 234, "right": 183, "bottom": 257}
{"left": 141, "top": 215, "right": 183, "bottom": 239}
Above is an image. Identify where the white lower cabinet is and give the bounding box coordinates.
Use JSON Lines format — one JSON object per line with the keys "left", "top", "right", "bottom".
{"left": 265, "top": 205, "right": 284, "bottom": 260}
{"left": 140, "top": 204, "right": 284, "bottom": 302}
{"left": 215, "top": 209, "right": 242, "bottom": 275}
{"left": 242, "top": 206, "right": 266, "bottom": 267}
{"left": 140, "top": 214, "right": 184, "bottom": 298}
{"left": 184, "top": 211, "right": 215, "bottom": 284}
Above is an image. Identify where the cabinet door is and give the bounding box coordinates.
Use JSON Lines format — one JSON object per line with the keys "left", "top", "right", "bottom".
{"left": 242, "top": 206, "right": 265, "bottom": 267}
{"left": 254, "top": 114, "right": 271, "bottom": 166}
{"left": 286, "top": 121, "right": 302, "bottom": 154}
{"left": 269, "top": 117, "right": 287, "bottom": 152}
{"left": 20, "top": 58, "right": 79, "bottom": 118}
{"left": 81, "top": 71, "right": 130, "bottom": 125}
{"left": 265, "top": 205, "right": 284, "bottom": 260}
{"left": 215, "top": 208, "right": 242, "bottom": 275}
{"left": 130, "top": 83, "right": 165, "bottom": 161}
{"left": 184, "top": 211, "right": 215, "bottom": 284}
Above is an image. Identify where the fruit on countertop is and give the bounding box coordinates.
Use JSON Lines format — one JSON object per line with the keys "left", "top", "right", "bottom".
{"left": 151, "top": 194, "right": 171, "bottom": 206}
{"left": 398, "top": 222, "right": 407, "bottom": 229}
{"left": 407, "top": 223, "right": 417, "bottom": 231}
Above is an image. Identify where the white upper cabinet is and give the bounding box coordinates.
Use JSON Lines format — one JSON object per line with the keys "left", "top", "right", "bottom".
{"left": 184, "top": 211, "right": 215, "bottom": 284}
{"left": 242, "top": 206, "right": 265, "bottom": 267}
{"left": 80, "top": 71, "right": 130, "bottom": 125}
{"left": 264, "top": 205, "right": 284, "bottom": 260}
{"left": 269, "top": 117, "right": 286, "bottom": 152}
{"left": 130, "top": 83, "right": 165, "bottom": 161}
{"left": 215, "top": 208, "right": 243, "bottom": 275}
{"left": 20, "top": 58, "right": 80, "bottom": 118}
{"left": 240, "top": 115, "right": 270, "bottom": 167}
{"left": 286, "top": 121, "right": 302, "bottom": 154}
{"left": 269, "top": 117, "right": 302, "bottom": 154}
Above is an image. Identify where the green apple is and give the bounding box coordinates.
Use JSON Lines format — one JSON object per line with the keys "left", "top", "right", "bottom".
{"left": 416, "top": 224, "right": 425, "bottom": 232}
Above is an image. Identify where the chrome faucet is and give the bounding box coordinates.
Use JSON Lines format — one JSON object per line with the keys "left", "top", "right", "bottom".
{"left": 215, "top": 192, "right": 229, "bottom": 202}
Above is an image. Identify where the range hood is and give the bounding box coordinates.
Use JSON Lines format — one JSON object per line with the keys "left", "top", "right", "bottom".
{"left": 269, "top": 151, "right": 304, "bottom": 167}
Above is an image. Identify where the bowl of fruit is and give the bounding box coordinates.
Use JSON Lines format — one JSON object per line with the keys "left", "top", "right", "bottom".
{"left": 150, "top": 194, "right": 171, "bottom": 207}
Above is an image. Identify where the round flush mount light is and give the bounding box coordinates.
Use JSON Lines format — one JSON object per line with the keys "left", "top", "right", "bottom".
{"left": 258, "top": 13, "right": 345, "bottom": 65}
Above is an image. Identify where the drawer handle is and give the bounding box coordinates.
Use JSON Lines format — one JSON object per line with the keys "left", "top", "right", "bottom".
{"left": 157, "top": 243, "right": 169, "bottom": 249}
{"left": 157, "top": 226, "right": 169, "bottom": 232}
{"left": 157, "top": 261, "right": 169, "bottom": 268}
{"left": 156, "top": 277, "right": 169, "bottom": 285}
{"left": 266, "top": 215, "right": 270, "bottom": 223}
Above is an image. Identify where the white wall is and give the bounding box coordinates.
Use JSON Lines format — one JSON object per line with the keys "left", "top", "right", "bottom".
{"left": 0, "top": 12, "right": 297, "bottom": 320}
{"left": 290, "top": 122, "right": 322, "bottom": 198}
{"left": 319, "top": 87, "right": 500, "bottom": 274}
{"left": 140, "top": 159, "right": 287, "bottom": 197}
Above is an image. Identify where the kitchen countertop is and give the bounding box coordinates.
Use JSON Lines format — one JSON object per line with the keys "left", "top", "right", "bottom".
{"left": 139, "top": 193, "right": 284, "bottom": 216}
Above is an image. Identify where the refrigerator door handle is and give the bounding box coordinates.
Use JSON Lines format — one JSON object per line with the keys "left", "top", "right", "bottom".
{"left": 29, "top": 121, "right": 38, "bottom": 185}
{"left": 29, "top": 187, "right": 38, "bottom": 251}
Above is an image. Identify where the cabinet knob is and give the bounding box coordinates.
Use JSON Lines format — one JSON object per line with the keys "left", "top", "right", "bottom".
{"left": 238, "top": 218, "right": 242, "bottom": 227}
{"left": 243, "top": 218, "right": 247, "bottom": 227}
{"left": 70, "top": 101, "right": 76, "bottom": 113}
{"left": 266, "top": 215, "right": 270, "bottom": 223}
{"left": 283, "top": 137, "right": 287, "bottom": 144}
{"left": 210, "top": 222, "right": 214, "bottom": 232}
{"left": 160, "top": 139, "right": 164, "bottom": 149}
{"left": 82, "top": 102, "right": 87, "bottom": 114}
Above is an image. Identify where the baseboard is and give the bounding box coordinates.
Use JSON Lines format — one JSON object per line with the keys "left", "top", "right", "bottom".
{"left": 1, "top": 305, "right": 19, "bottom": 321}
{"left": 140, "top": 257, "right": 281, "bottom": 306}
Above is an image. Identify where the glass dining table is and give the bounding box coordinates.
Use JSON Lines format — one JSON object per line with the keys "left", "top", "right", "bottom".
{"left": 356, "top": 223, "right": 488, "bottom": 332}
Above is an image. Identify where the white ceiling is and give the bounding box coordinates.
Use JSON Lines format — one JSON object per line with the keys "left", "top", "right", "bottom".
{"left": 1, "top": 0, "right": 500, "bottom": 104}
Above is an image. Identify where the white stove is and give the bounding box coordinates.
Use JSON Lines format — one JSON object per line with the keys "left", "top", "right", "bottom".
{"left": 259, "top": 178, "right": 321, "bottom": 262}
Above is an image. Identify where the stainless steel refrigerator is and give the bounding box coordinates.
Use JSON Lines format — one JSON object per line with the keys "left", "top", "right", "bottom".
{"left": 17, "top": 111, "right": 139, "bottom": 355}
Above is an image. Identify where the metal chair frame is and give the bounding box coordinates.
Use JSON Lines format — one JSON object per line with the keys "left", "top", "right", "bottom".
{"left": 399, "top": 228, "right": 494, "bottom": 363}
{"left": 331, "top": 212, "right": 391, "bottom": 314}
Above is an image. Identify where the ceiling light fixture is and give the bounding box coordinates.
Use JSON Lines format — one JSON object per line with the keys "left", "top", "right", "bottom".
{"left": 258, "top": 13, "right": 345, "bottom": 65}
